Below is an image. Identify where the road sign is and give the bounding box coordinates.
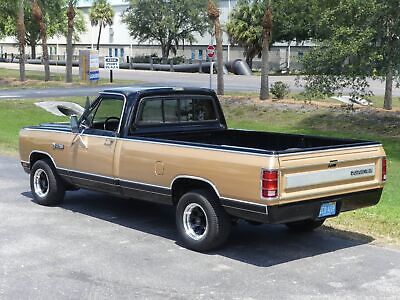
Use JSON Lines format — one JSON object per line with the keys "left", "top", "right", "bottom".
{"left": 89, "top": 51, "right": 100, "bottom": 81}
{"left": 207, "top": 45, "right": 215, "bottom": 59}
{"left": 104, "top": 57, "right": 120, "bottom": 70}
{"left": 79, "top": 50, "right": 99, "bottom": 82}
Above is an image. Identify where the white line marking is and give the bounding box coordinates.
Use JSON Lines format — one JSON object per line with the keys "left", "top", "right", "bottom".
{"left": 0, "top": 95, "right": 21, "bottom": 98}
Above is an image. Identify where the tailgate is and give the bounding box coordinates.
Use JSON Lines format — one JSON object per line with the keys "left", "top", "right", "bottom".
{"left": 277, "top": 145, "right": 386, "bottom": 204}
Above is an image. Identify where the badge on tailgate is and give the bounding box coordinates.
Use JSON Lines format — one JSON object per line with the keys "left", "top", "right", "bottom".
{"left": 286, "top": 164, "right": 376, "bottom": 189}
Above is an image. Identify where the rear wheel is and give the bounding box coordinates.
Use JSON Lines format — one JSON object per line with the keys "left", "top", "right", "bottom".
{"left": 30, "top": 159, "right": 65, "bottom": 206}
{"left": 176, "top": 189, "right": 231, "bottom": 252}
{"left": 285, "top": 219, "right": 325, "bottom": 232}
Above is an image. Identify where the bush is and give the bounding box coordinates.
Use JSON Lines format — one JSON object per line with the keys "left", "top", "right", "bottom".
{"left": 131, "top": 54, "right": 186, "bottom": 65}
{"left": 131, "top": 54, "right": 161, "bottom": 64}
{"left": 270, "top": 81, "right": 290, "bottom": 99}
{"left": 171, "top": 56, "right": 186, "bottom": 65}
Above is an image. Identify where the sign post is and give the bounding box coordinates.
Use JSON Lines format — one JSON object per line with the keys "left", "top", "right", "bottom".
{"left": 104, "top": 56, "right": 120, "bottom": 83}
{"left": 207, "top": 45, "right": 216, "bottom": 89}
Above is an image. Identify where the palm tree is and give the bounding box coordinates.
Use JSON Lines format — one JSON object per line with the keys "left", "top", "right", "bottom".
{"left": 17, "top": 0, "right": 26, "bottom": 82}
{"left": 66, "top": 0, "right": 76, "bottom": 83}
{"left": 226, "top": 0, "right": 264, "bottom": 70}
{"left": 89, "top": 0, "right": 114, "bottom": 51}
{"left": 31, "top": 0, "right": 50, "bottom": 81}
{"left": 207, "top": 0, "right": 224, "bottom": 95}
{"left": 259, "top": 1, "right": 272, "bottom": 100}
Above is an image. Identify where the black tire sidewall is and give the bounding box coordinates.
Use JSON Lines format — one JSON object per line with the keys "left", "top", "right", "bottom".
{"left": 30, "top": 159, "right": 65, "bottom": 206}
{"left": 176, "top": 189, "right": 231, "bottom": 252}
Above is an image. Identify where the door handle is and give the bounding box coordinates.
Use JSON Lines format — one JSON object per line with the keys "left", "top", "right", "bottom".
{"left": 104, "top": 138, "right": 115, "bottom": 146}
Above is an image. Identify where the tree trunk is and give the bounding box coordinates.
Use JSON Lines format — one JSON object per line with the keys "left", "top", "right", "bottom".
{"left": 245, "top": 55, "right": 253, "bottom": 70}
{"left": 259, "top": 36, "right": 270, "bottom": 100}
{"left": 161, "top": 44, "right": 169, "bottom": 64}
{"left": 260, "top": 3, "right": 272, "bottom": 100}
{"left": 32, "top": 0, "right": 50, "bottom": 81}
{"left": 384, "top": 65, "right": 393, "bottom": 110}
{"left": 41, "top": 31, "right": 50, "bottom": 81}
{"left": 31, "top": 44, "right": 36, "bottom": 59}
{"left": 96, "top": 21, "right": 102, "bottom": 51}
{"left": 66, "top": 1, "right": 75, "bottom": 83}
{"left": 214, "top": 18, "right": 224, "bottom": 95}
{"left": 17, "top": 0, "right": 26, "bottom": 82}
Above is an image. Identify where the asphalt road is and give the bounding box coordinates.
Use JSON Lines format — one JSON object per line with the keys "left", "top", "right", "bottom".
{"left": 1, "top": 155, "right": 399, "bottom": 299}
{"left": 0, "top": 62, "right": 398, "bottom": 98}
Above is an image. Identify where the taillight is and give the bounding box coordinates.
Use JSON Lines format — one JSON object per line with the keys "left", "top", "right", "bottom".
{"left": 262, "top": 169, "right": 278, "bottom": 198}
{"left": 382, "top": 157, "right": 387, "bottom": 182}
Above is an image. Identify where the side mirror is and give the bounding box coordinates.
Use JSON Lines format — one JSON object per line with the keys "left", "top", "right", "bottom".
{"left": 70, "top": 115, "right": 79, "bottom": 134}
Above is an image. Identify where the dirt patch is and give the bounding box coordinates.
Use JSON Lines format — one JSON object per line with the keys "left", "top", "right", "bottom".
{"left": 0, "top": 77, "right": 42, "bottom": 87}
{"left": 222, "top": 94, "right": 400, "bottom": 113}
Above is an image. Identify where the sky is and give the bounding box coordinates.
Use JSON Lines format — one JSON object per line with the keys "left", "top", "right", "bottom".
{"left": 78, "top": 0, "right": 126, "bottom": 6}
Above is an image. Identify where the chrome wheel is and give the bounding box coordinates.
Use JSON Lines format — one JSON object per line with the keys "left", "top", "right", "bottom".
{"left": 33, "top": 169, "right": 49, "bottom": 198}
{"left": 183, "top": 203, "right": 208, "bottom": 240}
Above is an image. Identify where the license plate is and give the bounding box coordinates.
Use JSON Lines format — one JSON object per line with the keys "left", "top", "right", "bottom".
{"left": 319, "top": 202, "right": 337, "bottom": 218}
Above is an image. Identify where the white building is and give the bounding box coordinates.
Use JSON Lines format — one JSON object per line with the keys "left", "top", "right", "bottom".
{"left": 0, "top": 0, "right": 238, "bottom": 60}
{"left": 0, "top": 0, "right": 310, "bottom": 70}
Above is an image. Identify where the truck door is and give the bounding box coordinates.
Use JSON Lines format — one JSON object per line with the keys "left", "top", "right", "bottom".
{"left": 70, "top": 94, "right": 125, "bottom": 193}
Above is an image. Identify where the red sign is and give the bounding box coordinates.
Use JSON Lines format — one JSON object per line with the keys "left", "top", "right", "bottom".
{"left": 207, "top": 45, "right": 216, "bottom": 59}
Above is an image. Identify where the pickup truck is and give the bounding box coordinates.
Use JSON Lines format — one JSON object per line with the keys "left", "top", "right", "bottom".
{"left": 19, "top": 87, "right": 387, "bottom": 251}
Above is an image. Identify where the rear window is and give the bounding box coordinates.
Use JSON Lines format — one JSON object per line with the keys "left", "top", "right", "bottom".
{"left": 137, "top": 97, "right": 217, "bottom": 125}
{"left": 138, "top": 99, "right": 163, "bottom": 124}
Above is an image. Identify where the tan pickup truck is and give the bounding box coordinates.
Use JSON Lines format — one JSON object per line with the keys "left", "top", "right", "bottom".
{"left": 19, "top": 87, "right": 387, "bottom": 251}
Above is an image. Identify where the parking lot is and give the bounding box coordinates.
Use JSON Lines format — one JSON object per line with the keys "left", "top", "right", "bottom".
{"left": 1, "top": 155, "right": 400, "bottom": 299}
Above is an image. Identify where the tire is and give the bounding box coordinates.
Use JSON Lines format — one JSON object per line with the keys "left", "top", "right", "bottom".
{"left": 30, "top": 159, "right": 65, "bottom": 206}
{"left": 176, "top": 189, "right": 231, "bottom": 252}
{"left": 285, "top": 219, "right": 325, "bottom": 232}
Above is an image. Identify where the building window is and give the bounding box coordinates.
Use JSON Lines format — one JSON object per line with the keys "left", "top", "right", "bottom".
{"left": 120, "top": 48, "right": 124, "bottom": 58}
{"left": 114, "top": 48, "right": 118, "bottom": 57}
{"left": 108, "top": 48, "right": 112, "bottom": 57}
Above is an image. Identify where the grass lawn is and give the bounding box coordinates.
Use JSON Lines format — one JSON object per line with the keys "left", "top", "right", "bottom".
{"left": 0, "top": 96, "right": 398, "bottom": 244}
{"left": 0, "top": 68, "right": 141, "bottom": 89}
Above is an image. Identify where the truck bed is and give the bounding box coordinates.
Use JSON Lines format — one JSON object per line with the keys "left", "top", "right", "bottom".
{"left": 137, "top": 129, "right": 379, "bottom": 155}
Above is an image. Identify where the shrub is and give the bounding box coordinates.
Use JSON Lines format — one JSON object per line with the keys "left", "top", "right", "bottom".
{"left": 270, "top": 81, "right": 290, "bottom": 99}
{"left": 171, "top": 56, "right": 186, "bottom": 64}
{"left": 131, "top": 54, "right": 186, "bottom": 65}
{"left": 131, "top": 54, "right": 161, "bottom": 64}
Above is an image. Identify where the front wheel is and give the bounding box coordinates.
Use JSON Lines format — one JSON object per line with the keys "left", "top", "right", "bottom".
{"left": 30, "top": 159, "right": 65, "bottom": 206}
{"left": 285, "top": 219, "right": 325, "bottom": 232}
{"left": 176, "top": 189, "right": 231, "bottom": 252}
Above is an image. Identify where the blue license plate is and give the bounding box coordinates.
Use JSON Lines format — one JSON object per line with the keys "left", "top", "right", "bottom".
{"left": 319, "top": 202, "right": 337, "bottom": 218}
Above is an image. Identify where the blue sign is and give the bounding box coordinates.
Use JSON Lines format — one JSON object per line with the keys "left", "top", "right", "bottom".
{"left": 89, "top": 70, "right": 100, "bottom": 81}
